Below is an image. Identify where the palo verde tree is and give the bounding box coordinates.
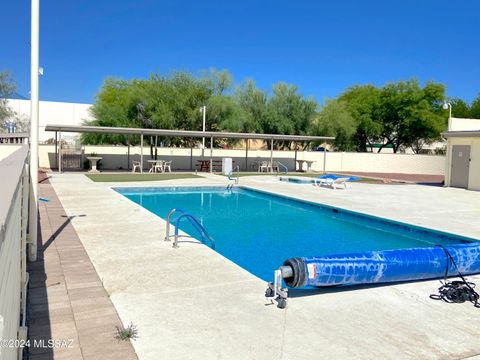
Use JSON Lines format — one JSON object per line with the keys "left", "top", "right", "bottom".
{"left": 262, "top": 82, "right": 318, "bottom": 149}
{"left": 338, "top": 85, "right": 383, "bottom": 152}
{"left": 234, "top": 79, "right": 267, "bottom": 133}
{"left": 313, "top": 99, "right": 356, "bottom": 151}
{"left": 82, "top": 72, "right": 213, "bottom": 150}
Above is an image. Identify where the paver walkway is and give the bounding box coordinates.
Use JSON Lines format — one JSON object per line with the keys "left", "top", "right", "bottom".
{"left": 27, "top": 177, "right": 138, "bottom": 360}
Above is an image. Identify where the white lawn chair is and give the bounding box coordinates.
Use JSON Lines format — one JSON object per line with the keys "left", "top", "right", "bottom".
{"left": 163, "top": 160, "right": 172, "bottom": 173}
{"left": 132, "top": 161, "right": 141, "bottom": 173}
{"left": 270, "top": 161, "right": 279, "bottom": 173}
{"left": 153, "top": 161, "right": 164, "bottom": 173}
{"left": 258, "top": 161, "right": 270, "bottom": 172}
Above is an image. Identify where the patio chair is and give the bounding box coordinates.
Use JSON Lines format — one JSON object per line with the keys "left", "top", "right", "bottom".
{"left": 258, "top": 161, "right": 270, "bottom": 173}
{"left": 132, "top": 161, "right": 141, "bottom": 173}
{"left": 163, "top": 160, "right": 172, "bottom": 173}
{"left": 153, "top": 161, "right": 164, "bottom": 173}
{"left": 271, "top": 161, "right": 279, "bottom": 173}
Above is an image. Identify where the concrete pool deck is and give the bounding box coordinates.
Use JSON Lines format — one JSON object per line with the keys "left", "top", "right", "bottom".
{"left": 45, "top": 172, "right": 480, "bottom": 360}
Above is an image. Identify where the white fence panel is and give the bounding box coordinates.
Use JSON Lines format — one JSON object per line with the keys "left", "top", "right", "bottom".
{"left": 0, "top": 146, "right": 29, "bottom": 360}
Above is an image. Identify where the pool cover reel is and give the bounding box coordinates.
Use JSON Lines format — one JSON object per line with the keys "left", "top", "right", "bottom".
{"left": 266, "top": 243, "right": 480, "bottom": 308}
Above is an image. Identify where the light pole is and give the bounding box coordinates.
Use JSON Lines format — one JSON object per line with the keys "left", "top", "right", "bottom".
{"left": 443, "top": 102, "right": 452, "bottom": 118}
{"left": 200, "top": 105, "right": 206, "bottom": 156}
{"left": 200, "top": 105, "right": 206, "bottom": 148}
{"left": 443, "top": 102, "right": 452, "bottom": 130}
{"left": 29, "top": 0, "right": 39, "bottom": 261}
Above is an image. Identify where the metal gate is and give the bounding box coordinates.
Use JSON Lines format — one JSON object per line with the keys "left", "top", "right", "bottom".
{"left": 450, "top": 145, "right": 470, "bottom": 189}
{"left": 61, "top": 145, "right": 83, "bottom": 171}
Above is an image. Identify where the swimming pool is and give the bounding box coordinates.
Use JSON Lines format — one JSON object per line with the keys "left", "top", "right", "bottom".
{"left": 114, "top": 186, "right": 476, "bottom": 282}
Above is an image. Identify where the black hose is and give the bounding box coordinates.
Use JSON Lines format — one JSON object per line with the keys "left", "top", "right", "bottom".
{"left": 430, "top": 245, "right": 480, "bottom": 308}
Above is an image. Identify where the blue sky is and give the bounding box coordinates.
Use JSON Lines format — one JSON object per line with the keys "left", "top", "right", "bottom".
{"left": 2, "top": 0, "right": 479, "bottom": 104}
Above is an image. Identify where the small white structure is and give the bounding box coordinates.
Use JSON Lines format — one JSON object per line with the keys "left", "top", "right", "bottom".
{"left": 222, "top": 157, "right": 232, "bottom": 175}
{"left": 442, "top": 117, "right": 480, "bottom": 191}
{"left": 6, "top": 99, "right": 93, "bottom": 143}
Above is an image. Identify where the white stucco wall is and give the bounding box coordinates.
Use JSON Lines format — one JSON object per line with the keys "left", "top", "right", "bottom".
{"left": 6, "top": 99, "right": 93, "bottom": 143}
{"left": 449, "top": 117, "right": 480, "bottom": 131}
{"left": 38, "top": 145, "right": 446, "bottom": 175}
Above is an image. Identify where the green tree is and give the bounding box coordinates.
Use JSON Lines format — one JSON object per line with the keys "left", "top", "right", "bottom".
{"left": 234, "top": 79, "right": 267, "bottom": 133}
{"left": 470, "top": 94, "right": 480, "bottom": 119}
{"left": 81, "top": 77, "right": 134, "bottom": 145}
{"left": 339, "top": 85, "right": 382, "bottom": 151}
{"left": 450, "top": 98, "right": 471, "bottom": 118}
{"left": 313, "top": 99, "right": 356, "bottom": 150}
{"left": 377, "top": 79, "right": 446, "bottom": 153}
{"left": 201, "top": 68, "right": 233, "bottom": 95}
{"left": 206, "top": 95, "right": 247, "bottom": 132}
{"left": 0, "top": 71, "right": 16, "bottom": 132}
{"left": 82, "top": 72, "right": 212, "bottom": 148}
{"left": 263, "top": 83, "right": 318, "bottom": 149}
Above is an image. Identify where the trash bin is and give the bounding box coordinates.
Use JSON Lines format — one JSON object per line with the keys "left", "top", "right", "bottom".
{"left": 222, "top": 158, "right": 232, "bottom": 175}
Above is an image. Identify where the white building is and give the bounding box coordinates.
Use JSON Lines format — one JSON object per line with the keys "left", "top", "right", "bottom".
{"left": 442, "top": 117, "right": 480, "bottom": 191}
{"left": 6, "top": 99, "right": 93, "bottom": 143}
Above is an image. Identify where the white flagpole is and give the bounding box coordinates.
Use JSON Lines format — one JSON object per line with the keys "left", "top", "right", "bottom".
{"left": 29, "top": 0, "right": 39, "bottom": 261}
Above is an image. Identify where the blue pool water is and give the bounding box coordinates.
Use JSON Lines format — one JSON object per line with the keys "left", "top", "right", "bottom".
{"left": 114, "top": 186, "right": 475, "bottom": 282}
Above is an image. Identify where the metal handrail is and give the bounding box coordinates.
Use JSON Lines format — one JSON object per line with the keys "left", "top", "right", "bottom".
{"left": 276, "top": 161, "right": 288, "bottom": 174}
{"left": 228, "top": 165, "right": 240, "bottom": 184}
{"left": 174, "top": 214, "right": 215, "bottom": 249}
{"left": 164, "top": 208, "right": 215, "bottom": 249}
{"left": 164, "top": 208, "right": 179, "bottom": 242}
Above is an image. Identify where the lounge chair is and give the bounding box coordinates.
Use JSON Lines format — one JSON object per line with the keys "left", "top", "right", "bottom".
{"left": 314, "top": 174, "right": 359, "bottom": 189}
{"left": 315, "top": 177, "right": 348, "bottom": 189}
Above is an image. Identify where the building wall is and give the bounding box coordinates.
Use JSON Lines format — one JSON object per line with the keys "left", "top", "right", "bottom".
{"left": 39, "top": 145, "right": 446, "bottom": 175}
{"left": 449, "top": 117, "right": 480, "bottom": 131}
{"left": 445, "top": 137, "right": 480, "bottom": 191}
{"left": 6, "top": 99, "right": 93, "bottom": 143}
{"left": 444, "top": 117, "right": 480, "bottom": 191}
{"left": 302, "top": 151, "right": 445, "bottom": 175}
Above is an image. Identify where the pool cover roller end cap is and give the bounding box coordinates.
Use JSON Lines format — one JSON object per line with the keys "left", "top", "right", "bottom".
{"left": 282, "top": 258, "right": 307, "bottom": 288}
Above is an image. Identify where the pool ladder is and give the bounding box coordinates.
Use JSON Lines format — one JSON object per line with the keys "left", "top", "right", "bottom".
{"left": 164, "top": 208, "right": 215, "bottom": 249}
{"left": 276, "top": 161, "right": 288, "bottom": 175}
{"left": 227, "top": 165, "right": 240, "bottom": 187}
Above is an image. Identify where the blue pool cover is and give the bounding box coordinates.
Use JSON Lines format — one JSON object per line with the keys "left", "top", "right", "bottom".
{"left": 283, "top": 243, "right": 480, "bottom": 288}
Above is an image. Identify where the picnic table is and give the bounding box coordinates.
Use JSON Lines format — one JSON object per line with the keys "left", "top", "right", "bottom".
{"left": 196, "top": 159, "right": 235, "bottom": 172}
{"left": 296, "top": 160, "right": 315, "bottom": 172}
{"left": 147, "top": 159, "right": 165, "bottom": 173}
